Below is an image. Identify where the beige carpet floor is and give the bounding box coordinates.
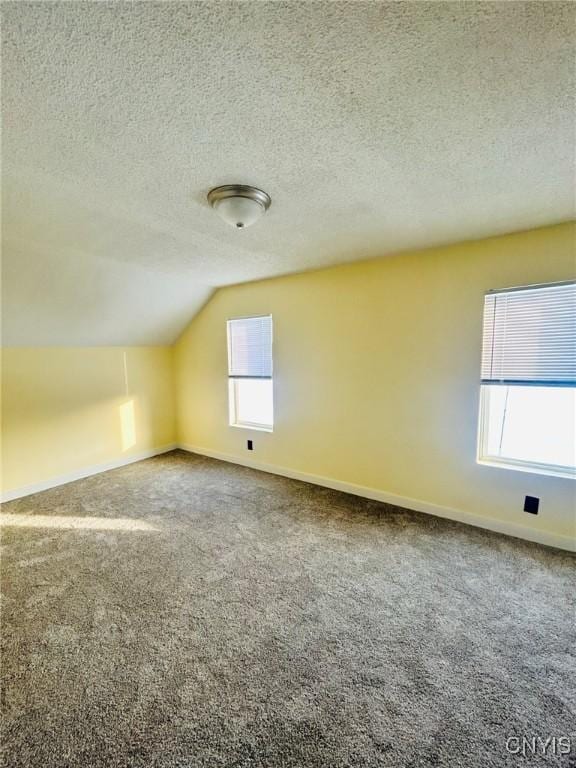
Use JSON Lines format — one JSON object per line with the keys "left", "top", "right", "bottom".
{"left": 1, "top": 450, "right": 574, "bottom": 767}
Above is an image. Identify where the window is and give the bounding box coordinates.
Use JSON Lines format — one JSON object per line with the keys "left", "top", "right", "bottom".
{"left": 478, "top": 281, "right": 575, "bottom": 478}
{"left": 227, "top": 315, "right": 273, "bottom": 431}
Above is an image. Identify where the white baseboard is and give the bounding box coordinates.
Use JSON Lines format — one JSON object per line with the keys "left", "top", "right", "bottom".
{"left": 1, "top": 444, "right": 177, "bottom": 503}
{"left": 179, "top": 443, "right": 576, "bottom": 552}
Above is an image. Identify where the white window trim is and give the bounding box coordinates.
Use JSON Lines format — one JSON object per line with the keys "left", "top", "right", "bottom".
{"left": 228, "top": 377, "right": 274, "bottom": 432}
{"left": 230, "top": 422, "right": 273, "bottom": 433}
{"left": 476, "top": 386, "right": 576, "bottom": 480}
{"left": 227, "top": 314, "right": 274, "bottom": 432}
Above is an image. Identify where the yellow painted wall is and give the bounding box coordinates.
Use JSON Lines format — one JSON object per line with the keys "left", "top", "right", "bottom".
{"left": 1, "top": 347, "right": 175, "bottom": 493}
{"left": 175, "top": 223, "right": 576, "bottom": 544}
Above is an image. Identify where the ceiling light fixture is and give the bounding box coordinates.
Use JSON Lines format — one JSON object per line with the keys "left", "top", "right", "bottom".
{"left": 207, "top": 184, "right": 271, "bottom": 229}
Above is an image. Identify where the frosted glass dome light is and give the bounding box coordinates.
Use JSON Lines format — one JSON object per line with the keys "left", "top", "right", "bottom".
{"left": 207, "top": 185, "right": 271, "bottom": 229}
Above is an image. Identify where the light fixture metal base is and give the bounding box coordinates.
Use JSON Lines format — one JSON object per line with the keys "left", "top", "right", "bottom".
{"left": 207, "top": 184, "right": 271, "bottom": 211}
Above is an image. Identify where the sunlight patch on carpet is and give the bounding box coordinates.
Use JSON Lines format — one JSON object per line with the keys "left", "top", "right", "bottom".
{"left": 0, "top": 513, "right": 158, "bottom": 532}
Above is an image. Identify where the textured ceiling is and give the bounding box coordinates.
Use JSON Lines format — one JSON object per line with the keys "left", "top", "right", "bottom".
{"left": 2, "top": 1, "right": 575, "bottom": 346}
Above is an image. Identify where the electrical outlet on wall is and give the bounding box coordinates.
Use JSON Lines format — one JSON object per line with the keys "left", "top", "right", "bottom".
{"left": 524, "top": 496, "right": 539, "bottom": 514}
{"left": 247, "top": 440, "right": 253, "bottom": 451}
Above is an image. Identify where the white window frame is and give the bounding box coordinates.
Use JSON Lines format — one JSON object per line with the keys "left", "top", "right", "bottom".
{"left": 476, "top": 280, "right": 576, "bottom": 479}
{"left": 476, "top": 385, "right": 575, "bottom": 479}
{"left": 227, "top": 315, "right": 274, "bottom": 432}
{"left": 228, "top": 379, "right": 274, "bottom": 432}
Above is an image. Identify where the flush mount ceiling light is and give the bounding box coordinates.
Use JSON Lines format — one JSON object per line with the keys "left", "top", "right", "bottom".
{"left": 207, "top": 185, "right": 271, "bottom": 229}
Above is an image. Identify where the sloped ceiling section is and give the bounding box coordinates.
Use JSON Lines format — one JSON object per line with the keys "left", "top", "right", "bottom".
{"left": 2, "top": 1, "right": 575, "bottom": 346}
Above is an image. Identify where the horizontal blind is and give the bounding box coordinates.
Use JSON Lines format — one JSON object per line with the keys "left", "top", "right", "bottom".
{"left": 481, "top": 281, "right": 576, "bottom": 386}
{"left": 227, "top": 315, "right": 272, "bottom": 378}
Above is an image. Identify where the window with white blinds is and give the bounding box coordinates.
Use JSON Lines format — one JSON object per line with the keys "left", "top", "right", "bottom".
{"left": 478, "top": 281, "right": 575, "bottom": 478}
{"left": 481, "top": 281, "right": 576, "bottom": 387}
{"left": 227, "top": 316, "right": 273, "bottom": 431}
{"left": 227, "top": 316, "right": 273, "bottom": 379}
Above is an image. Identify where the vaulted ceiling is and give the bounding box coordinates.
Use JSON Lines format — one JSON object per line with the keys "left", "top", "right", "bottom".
{"left": 2, "top": 1, "right": 574, "bottom": 345}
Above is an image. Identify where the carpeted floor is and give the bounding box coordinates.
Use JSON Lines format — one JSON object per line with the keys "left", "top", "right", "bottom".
{"left": 1, "top": 450, "right": 574, "bottom": 767}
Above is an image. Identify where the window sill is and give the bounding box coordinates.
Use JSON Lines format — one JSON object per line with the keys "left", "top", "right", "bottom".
{"left": 229, "top": 423, "right": 273, "bottom": 433}
{"left": 477, "top": 457, "right": 575, "bottom": 480}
